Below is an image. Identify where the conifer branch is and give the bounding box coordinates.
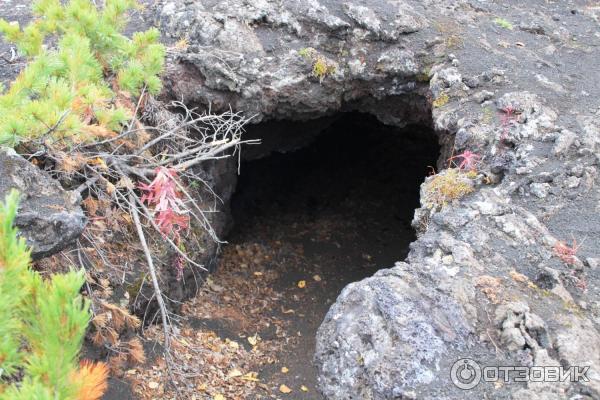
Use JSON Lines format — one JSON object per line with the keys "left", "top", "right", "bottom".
{"left": 1, "top": 0, "right": 259, "bottom": 393}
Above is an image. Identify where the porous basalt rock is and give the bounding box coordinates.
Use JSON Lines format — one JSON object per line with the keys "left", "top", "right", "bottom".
{"left": 315, "top": 262, "right": 475, "bottom": 399}
{"left": 155, "top": 0, "right": 432, "bottom": 126}
{"left": 0, "top": 147, "right": 86, "bottom": 259}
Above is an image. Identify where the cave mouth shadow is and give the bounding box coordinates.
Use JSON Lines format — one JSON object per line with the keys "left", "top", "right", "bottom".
{"left": 228, "top": 112, "right": 441, "bottom": 272}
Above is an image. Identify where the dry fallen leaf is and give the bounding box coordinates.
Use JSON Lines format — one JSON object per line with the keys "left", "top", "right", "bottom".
{"left": 148, "top": 381, "right": 159, "bottom": 389}
{"left": 105, "top": 181, "right": 116, "bottom": 195}
{"left": 117, "top": 176, "right": 135, "bottom": 190}
{"left": 297, "top": 280, "right": 306, "bottom": 288}
{"left": 228, "top": 368, "right": 243, "bottom": 378}
{"left": 88, "top": 156, "right": 108, "bottom": 170}
{"left": 213, "top": 394, "right": 226, "bottom": 400}
{"left": 247, "top": 334, "right": 260, "bottom": 346}
{"left": 301, "top": 385, "right": 309, "bottom": 392}
{"left": 279, "top": 384, "right": 292, "bottom": 394}
{"left": 281, "top": 367, "right": 289, "bottom": 374}
{"left": 241, "top": 372, "right": 260, "bottom": 382}
{"left": 474, "top": 275, "right": 502, "bottom": 304}
{"left": 313, "top": 275, "right": 322, "bottom": 282}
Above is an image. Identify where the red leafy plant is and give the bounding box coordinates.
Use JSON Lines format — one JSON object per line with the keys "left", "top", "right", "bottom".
{"left": 140, "top": 167, "right": 190, "bottom": 280}
{"left": 574, "top": 276, "right": 588, "bottom": 292}
{"left": 553, "top": 238, "right": 583, "bottom": 266}
{"left": 448, "top": 150, "right": 481, "bottom": 171}
{"left": 139, "top": 167, "right": 190, "bottom": 240}
{"left": 500, "top": 106, "right": 516, "bottom": 127}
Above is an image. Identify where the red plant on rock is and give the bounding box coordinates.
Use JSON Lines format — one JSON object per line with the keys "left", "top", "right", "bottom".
{"left": 448, "top": 150, "right": 481, "bottom": 171}
{"left": 501, "top": 106, "right": 516, "bottom": 125}
{"left": 139, "top": 167, "right": 189, "bottom": 240}
{"left": 553, "top": 238, "right": 582, "bottom": 265}
{"left": 574, "top": 276, "right": 588, "bottom": 292}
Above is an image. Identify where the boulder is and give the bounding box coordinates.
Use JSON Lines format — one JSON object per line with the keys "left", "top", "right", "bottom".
{"left": 0, "top": 147, "right": 86, "bottom": 259}
{"left": 315, "top": 262, "right": 475, "bottom": 399}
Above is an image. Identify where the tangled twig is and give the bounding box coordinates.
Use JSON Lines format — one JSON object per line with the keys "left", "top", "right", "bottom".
{"left": 129, "top": 192, "right": 171, "bottom": 351}
{"left": 27, "top": 97, "right": 258, "bottom": 389}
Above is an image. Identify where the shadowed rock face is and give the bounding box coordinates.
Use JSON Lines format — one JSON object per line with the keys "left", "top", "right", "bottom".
{"left": 0, "top": 147, "right": 86, "bottom": 259}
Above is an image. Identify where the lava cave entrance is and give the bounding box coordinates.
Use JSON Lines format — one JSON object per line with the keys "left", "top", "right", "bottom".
{"left": 218, "top": 112, "right": 440, "bottom": 394}
{"left": 230, "top": 112, "right": 440, "bottom": 272}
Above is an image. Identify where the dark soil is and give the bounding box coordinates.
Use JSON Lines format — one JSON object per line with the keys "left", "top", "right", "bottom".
{"left": 225, "top": 113, "right": 440, "bottom": 398}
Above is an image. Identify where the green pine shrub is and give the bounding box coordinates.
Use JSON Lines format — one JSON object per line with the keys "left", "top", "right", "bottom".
{"left": 0, "top": 0, "right": 165, "bottom": 146}
{"left": 0, "top": 190, "right": 107, "bottom": 400}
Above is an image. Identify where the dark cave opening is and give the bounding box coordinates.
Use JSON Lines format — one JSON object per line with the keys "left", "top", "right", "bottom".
{"left": 229, "top": 112, "right": 440, "bottom": 268}
{"left": 219, "top": 112, "right": 441, "bottom": 396}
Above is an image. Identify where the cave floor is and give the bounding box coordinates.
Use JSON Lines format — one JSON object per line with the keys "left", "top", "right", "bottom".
{"left": 121, "top": 115, "right": 439, "bottom": 399}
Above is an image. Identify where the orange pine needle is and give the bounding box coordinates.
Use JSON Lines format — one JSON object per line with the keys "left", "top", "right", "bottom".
{"left": 72, "top": 361, "right": 109, "bottom": 400}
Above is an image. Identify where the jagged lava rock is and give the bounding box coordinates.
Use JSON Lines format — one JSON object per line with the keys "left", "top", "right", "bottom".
{"left": 0, "top": 147, "right": 86, "bottom": 259}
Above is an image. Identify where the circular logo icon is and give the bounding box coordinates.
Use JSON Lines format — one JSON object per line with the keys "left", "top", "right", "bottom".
{"left": 450, "top": 358, "right": 481, "bottom": 390}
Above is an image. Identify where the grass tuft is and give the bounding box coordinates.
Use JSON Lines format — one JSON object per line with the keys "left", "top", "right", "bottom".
{"left": 423, "top": 168, "right": 474, "bottom": 209}
{"left": 494, "top": 18, "right": 514, "bottom": 30}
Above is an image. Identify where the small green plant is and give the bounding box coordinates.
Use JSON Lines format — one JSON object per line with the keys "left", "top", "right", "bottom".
{"left": 423, "top": 168, "right": 474, "bottom": 209}
{"left": 0, "top": 0, "right": 165, "bottom": 146}
{"left": 493, "top": 18, "right": 514, "bottom": 30}
{"left": 298, "top": 47, "right": 336, "bottom": 83}
{"left": 312, "top": 56, "right": 336, "bottom": 82}
{"left": 432, "top": 92, "right": 449, "bottom": 108}
{"left": 298, "top": 47, "right": 315, "bottom": 59}
{"left": 0, "top": 190, "right": 107, "bottom": 399}
{"left": 416, "top": 71, "right": 431, "bottom": 83}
